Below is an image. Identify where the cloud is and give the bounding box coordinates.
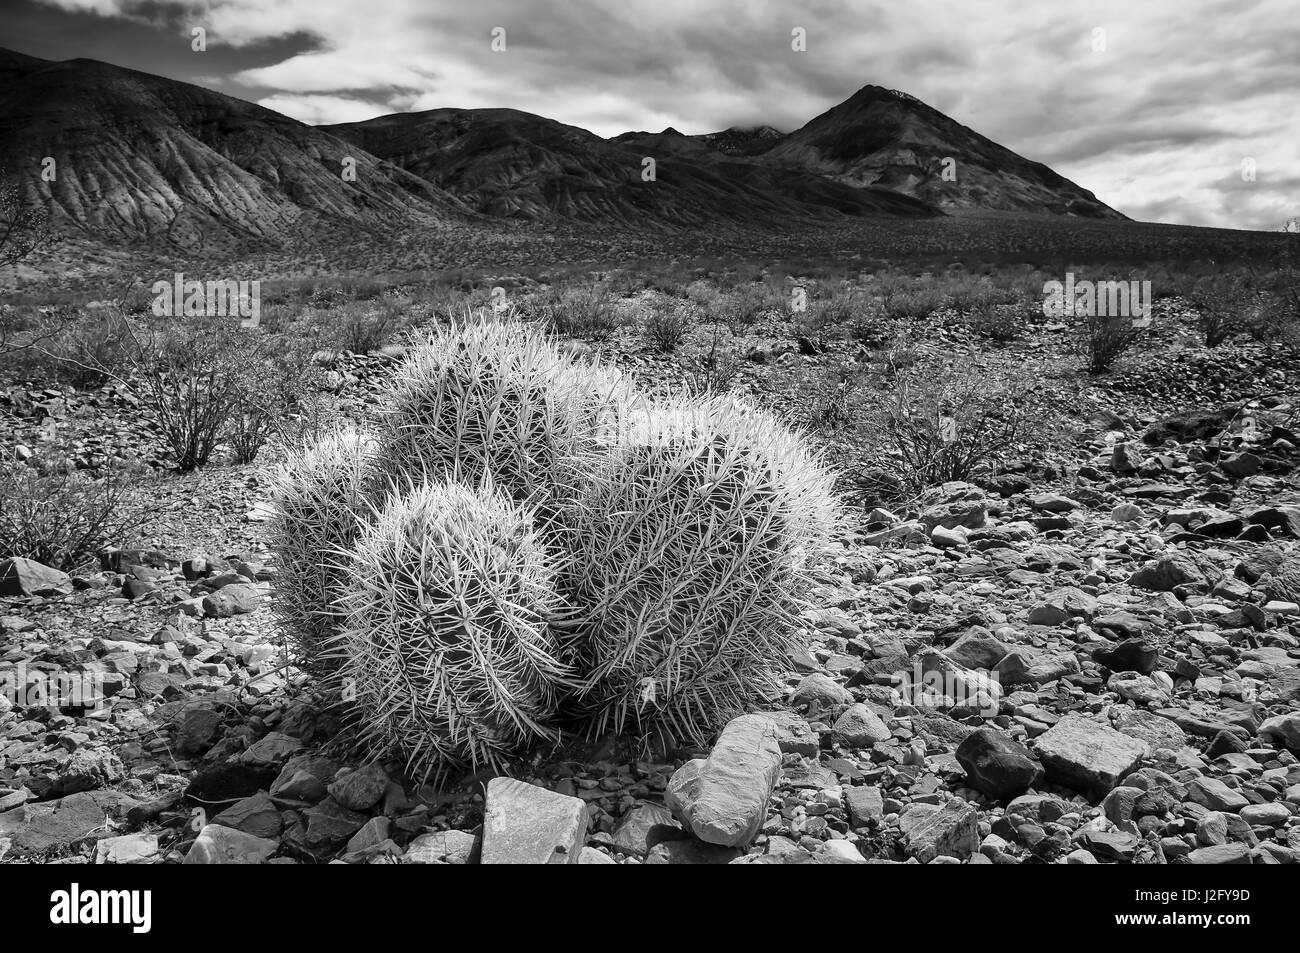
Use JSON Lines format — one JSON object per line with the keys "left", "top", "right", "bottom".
{"left": 23, "top": 0, "right": 1300, "bottom": 229}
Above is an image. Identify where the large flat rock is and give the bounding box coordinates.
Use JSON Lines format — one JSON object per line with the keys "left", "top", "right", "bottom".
{"left": 1032, "top": 713, "right": 1149, "bottom": 798}
{"left": 481, "top": 778, "right": 588, "bottom": 864}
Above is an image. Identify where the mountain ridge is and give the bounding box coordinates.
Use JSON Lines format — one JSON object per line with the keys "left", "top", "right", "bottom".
{"left": 0, "top": 47, "right": 1125, "bottom": 252}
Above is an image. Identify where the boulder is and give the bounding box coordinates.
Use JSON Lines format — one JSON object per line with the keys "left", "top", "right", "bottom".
{"left": 0, "top": 557, "right": 71, "bottom": 597}
{"left": 1032, "top": 713, "right": 1149, "bottom": 797}
{"left": 666, "top": 713, "right": 782, "bottom": 847}
{"left": 956, "top": 729, "right": 1044, "bottom": 799}
{"left": 481, "top": 778, "right": 588, "bottom": 864}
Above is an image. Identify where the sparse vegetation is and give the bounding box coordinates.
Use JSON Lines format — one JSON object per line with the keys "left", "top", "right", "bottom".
{"left": 643, "top": 297, "right": 693, "bottom": 351}
{"left": 0, "top": 451, "right": 150, "bottom": 570}
{"left": 853, "top": 352, "right": 1058, "bottom": 495}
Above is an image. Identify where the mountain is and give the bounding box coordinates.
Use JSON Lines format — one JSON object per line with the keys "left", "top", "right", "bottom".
{"left": 755, "top": 85, "right": 1123, "bottom": 218}
{"left": 695, "top": 125, "right": 787, "bottom": 157}
{"left": 325, "top": 108, "right": 936, "bottom": 226}
{"left": 0, "top": 49, "right": 1124, "bottom": 252}
{"left": 0, "top": 48, "right": 470, "bottom": 248}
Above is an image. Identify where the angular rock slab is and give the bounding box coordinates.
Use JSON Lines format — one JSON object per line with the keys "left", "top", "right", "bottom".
{"left": 184, "top": 824, "right": 278, "bottom": 864}
{"left": 1032, "top": 713, "right": 1149, "bottom": 798}
{"left": 902, "top": 799, "right": 979, "bottom": 863}
{"left": 667, "top": 713, "right": 782, "bottom": 847}
{"left": 481, "top": 778, "right": 588, "bottom": 864}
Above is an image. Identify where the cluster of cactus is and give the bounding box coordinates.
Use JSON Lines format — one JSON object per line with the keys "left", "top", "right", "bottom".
{"left": 268, "top": 315, "right": 840, "bottom": 776}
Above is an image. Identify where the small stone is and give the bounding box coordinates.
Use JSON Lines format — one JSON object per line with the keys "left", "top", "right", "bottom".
{"left": 1220, "top": 452, "right": 1261, "bottom": 478}
{"left": 1187, "top": 843, "right": 1251, "bottom": 864}
{"left": 404, "top": 829, "right": 478, "bottom": 864}
{"left": 1186, "top": 777, "right": 1249, "bottom": 813}
{"left": 1239, "top": 803, "right": 1291, "bottom": 826}
{"left": 327, "top": 763, "right": 389, "bottom": 812}
{"left": 845, "top": 786, "right": 885, "bottom": 827}
{"left": 902, "top": 798, "right": 979, "bottom": 863}
{"left": 610, "top": 801, "right": 683, "bottom": 858}
{"left": 831, "top": 704, "right": 891, "bottom": 748}
{"left": 643, "top": 839, "right": 742, "bottom": 864}
{"left": 1259, "top": 713, "right": 1300, "bottom": 751}
{"left": 956, "top": 729, "right": 1044, "bottom": 799}
{"left": 184, "top": 824, "right": 278, "bottom": 864}
{"left": 94, "top": 832, "right": 160, "bottom": 865}
{"left": 481, "top": 777, "right": 588, "bottom": 864}
{"left": 212, "top": 791, "right": 282, "bottom": 839}
{"left": 0, "top": 557, "right": 72, "bottom": 596}
{"left": 202, "top": 582, "right": 263, "bottom": 618}
{"left": 1092, "top": 638, "right": 1159, "bottom": 674}
{"left": 791, "top": 673, "right": 851, "bottom": 710}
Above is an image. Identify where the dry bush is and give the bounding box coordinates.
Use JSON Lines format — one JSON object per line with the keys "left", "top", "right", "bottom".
{"left": 227, "top": 343, "right": 327, "bottom": 465}
{"left": 0, "top": 452, "right": 150, "bottom": 570}
{"left": 878, "top": 277, "right": 946, "bottom": 321}
{"left": 681, "top": 323, "right": 743, "bottom": 393}
{"left": 718, "top": 281, "right": 780, "bottom": 327}
{"left": 1190, "top": 273, "right": 1251, "bottom": 347}
{"left": 0, "top": 307, "right": 131, "bottom": 387}
{"left": 854, "top": 353, "right": 1058, "bottom": 495}
{"left": 313, "top": 301, "right": 404, "bottom": 354}
{"left": 1078, "top": 312, "right": 1145, "bottom": 373}
{"left": 643, "top": 298, "right": 693, "bottom": 352}
{"left": 966, "top": 302, "right": 1023, "bottom": 342}
{"left": 777, "top": 357, "right": 871, "bottom": 432}
{"left": 122, "top": 316, "right": 318, "bottom": 471}
{"left": 544, "top": 283, "right": 623, "bottom": 340}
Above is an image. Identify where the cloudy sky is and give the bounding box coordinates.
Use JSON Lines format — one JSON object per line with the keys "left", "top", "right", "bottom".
{"left": 3, "top": 0, "right": 1297, "bottom": 229}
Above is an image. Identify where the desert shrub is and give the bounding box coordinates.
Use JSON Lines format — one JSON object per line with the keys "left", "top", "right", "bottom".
{"left": 558, "top": 393, "right": 838, "bottom": 740}
{"left": 340, "top": 479, "right": 573, "bottom": 777}
{"left": 878, "top": 277, "right": 945, "bottom": 321}
{"left": 226, "top": 343, "right": 327, "bottom": 465}
{"left": 791, "top": 293, "right": 856, "bottom": 350}
{"left": 966, "top": 302, "right": 1022, "bottom": 342}
{"left": 1190, "top": 273, "right": 1251, "bottom": 347}
{"left": 855, "top": 354, "right": 1057, "bottom": 495}
{"left": 681, "top": 323, "right": 743, "bottom": 393}
{"left": 942, "top": 274, "right": 1004, "bottom": 312}
{"left": 0, "top": 307, "right": 131, "bottom": 387}
{"left": 777, "top": 358, "right": 871, "bottom": 432}
{"left": 0, "top": 453, "right": 150, "bottom": 570}
{"left": 125, "top": 316, "right": 294, "bottom": 471}
{"left": 376, "top": 316, "right": 630, "bottom": 507}
{"left": 683, "top": 279, "right": 722, "bottom": 310}
{"left": 1077, "top": 312, "right": 1144, "bottom": 373}
{"left": 1250, "top": 259, "right": 1300, "bottom": 349}
{"left": 718, "top": 281, "right": 779, "bottom": 327}
{"left": 268, "top": 429, "right": 377, "bottom": 675}
{"left": 544, "top": 283, "right": 622, "bottom": 340}
{"left": 307, "top": 285, "right": 350, "bottom": 309}
{"left": 643, "top": 298, "right": 693, "bottom": 352}
{"left": 315, "top": 301, "right": 403, "bottom": 354}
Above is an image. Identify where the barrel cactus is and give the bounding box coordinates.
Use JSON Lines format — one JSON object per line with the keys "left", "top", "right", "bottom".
{"left": 558, "top": 393, "right": 840, "bottom": 740}
{"left": 376, "top": 317, "right": 630, "bottom": 511}
{"left": 338, "top": 479, "right": 574, "bottom": 778}
{"left": 267, "top": 428, "right": 377, "bottom": 675}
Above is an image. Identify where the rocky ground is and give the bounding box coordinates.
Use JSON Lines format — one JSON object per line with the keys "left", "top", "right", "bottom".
{"left": 1, "top": 299, "right": 1299, "bottom": 865}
